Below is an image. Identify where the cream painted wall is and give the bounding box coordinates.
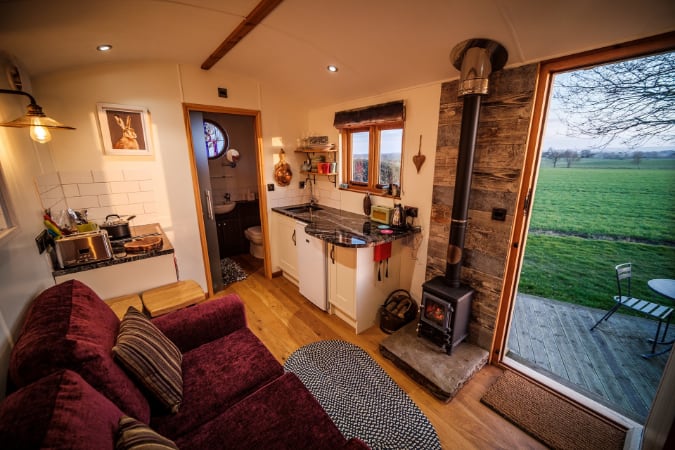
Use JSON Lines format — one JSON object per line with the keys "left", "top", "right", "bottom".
{"left": 308, "top": 82, "right": 443, "bottom": 301}
{"left": 0, "top": 53, "right": 57, "bottom": 398}
{"left": 34, "top": 62, "right": 207, "bottom": 288}
{"left": 179, "top": 65, "right": 310, "bottom": 273}
{"left": 33, "top": 61, "right": 310, "bottom": 291}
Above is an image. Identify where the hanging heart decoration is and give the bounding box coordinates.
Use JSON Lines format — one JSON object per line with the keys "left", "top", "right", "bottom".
{"left": 412, "top": 134, "right": 426, "bottom": 173}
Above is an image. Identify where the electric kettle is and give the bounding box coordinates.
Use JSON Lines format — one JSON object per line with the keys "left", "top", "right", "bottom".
{"left": 391, "top": 203, "right": 406, "bottom": 228}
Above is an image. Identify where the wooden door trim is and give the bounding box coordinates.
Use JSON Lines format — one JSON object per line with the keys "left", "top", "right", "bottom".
{"left": 182, "top": 103, "right": 272, "bottom": 299}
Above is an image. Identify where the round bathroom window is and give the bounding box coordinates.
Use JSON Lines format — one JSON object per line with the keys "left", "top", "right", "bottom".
{"left": 204, "top": 120, "right": 229, "bottom": 159}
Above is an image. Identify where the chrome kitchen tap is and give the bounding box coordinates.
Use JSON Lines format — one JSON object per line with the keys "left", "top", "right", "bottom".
{"left": 306, "top": 177, "right": 317, "bottom": 206}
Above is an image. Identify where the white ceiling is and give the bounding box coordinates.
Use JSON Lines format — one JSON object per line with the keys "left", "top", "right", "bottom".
{"left": 1, "top": 0, "right": 674, "bottom": 107}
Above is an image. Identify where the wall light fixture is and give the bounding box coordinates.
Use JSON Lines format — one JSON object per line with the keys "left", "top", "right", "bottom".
{"left": 0, "top": 89, "right": 75, "bottom": 143}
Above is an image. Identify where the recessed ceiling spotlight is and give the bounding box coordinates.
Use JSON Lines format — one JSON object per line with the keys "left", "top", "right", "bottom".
{"left": 97, "top": 44, "right": 112, "bottom": 52}
{"left": 327, "top": 65, "right": 338, "bottom": 73}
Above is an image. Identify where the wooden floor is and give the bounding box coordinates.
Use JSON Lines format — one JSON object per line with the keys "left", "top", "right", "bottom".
{"left": 508, "top": 293, "right": 671, "bottom": 423}
{"left": 220, "top": 254, "right": 547, "bottom": 450}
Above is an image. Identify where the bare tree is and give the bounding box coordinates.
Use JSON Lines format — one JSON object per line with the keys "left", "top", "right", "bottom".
{"left": 563, "top": 150, "right": 579, "bottom": 168}
{"left": 544, "top": 148, "right": 562, "bottom": 167}
{"left": 633, "top": 150, "right": 643, "bottom": 168}
{"left": 553, "top": 51, "right": 675, "bottom": 148}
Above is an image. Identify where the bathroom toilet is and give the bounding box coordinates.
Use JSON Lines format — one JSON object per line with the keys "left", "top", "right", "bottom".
{"left": 244, "top": 226, "right": 264, "bottom": 259}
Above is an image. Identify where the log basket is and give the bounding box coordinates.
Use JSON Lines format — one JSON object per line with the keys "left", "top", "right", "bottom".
{"left": 379, "top": 289, "right": 418, "bottom": 334}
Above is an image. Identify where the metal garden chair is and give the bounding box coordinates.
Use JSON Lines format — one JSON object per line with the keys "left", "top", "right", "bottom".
{"left": 590, "top": 263, "right": 673, "bottom": 358}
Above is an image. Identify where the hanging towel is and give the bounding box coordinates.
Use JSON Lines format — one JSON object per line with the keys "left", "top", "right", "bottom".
{"left": 374, "top": 242, "right": 392, "bottom": 281}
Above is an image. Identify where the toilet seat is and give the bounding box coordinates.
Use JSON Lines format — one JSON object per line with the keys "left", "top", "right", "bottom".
{"left": 245, "top": 226, "right": 263, "bottom": 243}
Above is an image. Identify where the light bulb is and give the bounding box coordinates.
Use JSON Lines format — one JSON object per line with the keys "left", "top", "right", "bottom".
{"left": 30, "top": 125, "right": 52, "bottom": 143}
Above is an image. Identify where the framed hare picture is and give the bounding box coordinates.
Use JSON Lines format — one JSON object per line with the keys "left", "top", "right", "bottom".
{"left": 97, "top": 103, "right": 153, "bottom": 156}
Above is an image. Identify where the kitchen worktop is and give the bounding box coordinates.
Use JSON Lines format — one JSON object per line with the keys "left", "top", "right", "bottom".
{"left": 272, "top": 204, "right": 418, "bottom": 248}
{"left": 52, "top": 223, "right": 174, "bottom": 277}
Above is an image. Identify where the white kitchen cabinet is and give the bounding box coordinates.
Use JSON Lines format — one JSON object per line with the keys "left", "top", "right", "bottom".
{"left": 327, "top": 240, "right": 401, "bottom": 333}
{"left": 296, "top": 222, "right": 327, "bottom": 310}
{"left": 274, "top": 212, "right": 300, "bottom": 286}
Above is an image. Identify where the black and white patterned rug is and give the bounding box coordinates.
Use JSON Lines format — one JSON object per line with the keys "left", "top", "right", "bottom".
{"left": 220, "top": 257, "right": 247, "bottom": 286}
{"left": 284, "top": 340, "right": 441, "bottom": 450}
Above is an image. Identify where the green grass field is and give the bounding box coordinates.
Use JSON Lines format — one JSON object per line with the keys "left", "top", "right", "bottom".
{"left": 520, "top": 157, "right": 675, "bottom": 311}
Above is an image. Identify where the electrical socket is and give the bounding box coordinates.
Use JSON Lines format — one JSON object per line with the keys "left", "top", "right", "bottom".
{"left": 35, "top": 229, "right": 52, "bottom": 254}
{"left": 492, "top": 207, "right": 507, "bottom": 221}
{"left": 267, "top": 183, "right": 275, "bottom": 191}
{"left": 404, "top": 206, "right": 418, "bottom": 218}
{"left": 299, "top": 181, "right": 305, "bottom": 189}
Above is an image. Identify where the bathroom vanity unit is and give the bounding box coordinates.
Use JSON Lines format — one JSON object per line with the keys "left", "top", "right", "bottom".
{"left": 52, "top": 223, "right": 177, "bottom": 299}
{"left": 215, "top": 200, "right": 261, "bottom": 258}
{"left": 272, "top": 204, "right": 416, "bottom": 333}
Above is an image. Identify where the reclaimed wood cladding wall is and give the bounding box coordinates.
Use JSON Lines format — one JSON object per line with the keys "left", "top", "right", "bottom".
{"left": 426, "top": 63, "right": 538, "bottom": 348}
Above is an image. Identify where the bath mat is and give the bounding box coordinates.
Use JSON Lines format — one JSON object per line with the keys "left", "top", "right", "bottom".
{"left": 220, "top": 257, "right": 247, "bottom": 286}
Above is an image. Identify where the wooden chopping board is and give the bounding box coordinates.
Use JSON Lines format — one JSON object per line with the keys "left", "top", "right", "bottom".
{"left": 124, "top": 236, "right": 163, "bottom": 253}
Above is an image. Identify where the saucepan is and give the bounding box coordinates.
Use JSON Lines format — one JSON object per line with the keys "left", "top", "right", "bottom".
{"left": 101, "top": 214, "right": 136, "bottom": 239}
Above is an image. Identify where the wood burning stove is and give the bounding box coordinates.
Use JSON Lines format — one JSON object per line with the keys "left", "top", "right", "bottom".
{"left": 418, "top": 277, "right": 473, "bottom": 354}
{"left": 417, "top": 38, "right": 507, "bottom": 355}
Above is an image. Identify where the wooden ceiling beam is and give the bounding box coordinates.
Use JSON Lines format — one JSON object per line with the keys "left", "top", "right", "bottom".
{"left": 201, "top": 0, "right": 284, "bottom": 70}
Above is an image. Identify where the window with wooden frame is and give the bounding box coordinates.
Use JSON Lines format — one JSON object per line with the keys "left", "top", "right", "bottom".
{"left": 334, "top": 101, "right": 404, "bottom": 195}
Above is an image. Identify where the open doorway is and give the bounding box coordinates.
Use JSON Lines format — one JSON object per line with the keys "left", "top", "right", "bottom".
{"left": 183, "top": 104, "right": 271, "bottom": 296}
{"left": 494, "top": 35, "right": 675, "bottom": 427}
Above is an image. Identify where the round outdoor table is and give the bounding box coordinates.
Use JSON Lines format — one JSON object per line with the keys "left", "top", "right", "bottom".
{"left": 648, "top": 279, "right": 675, "bottom": 302}
{"left": 644, "top": 279, "right": 675, "bottom": 358}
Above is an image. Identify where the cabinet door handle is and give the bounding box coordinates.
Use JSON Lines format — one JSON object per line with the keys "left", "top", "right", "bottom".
{"left": 330, "top": 245, "right": 335, "bottom": 264}
{"left": 292, "top": 229, "right": 296, "bottom": 246}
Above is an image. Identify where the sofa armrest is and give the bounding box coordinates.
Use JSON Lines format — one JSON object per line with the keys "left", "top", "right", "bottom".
{"left": 151, "top": 294, "right": 247, "bottom": 353}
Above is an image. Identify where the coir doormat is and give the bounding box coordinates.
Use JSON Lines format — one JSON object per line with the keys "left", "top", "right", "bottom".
{"left": 481, "top": 370, "right": 626, "bottom": 450}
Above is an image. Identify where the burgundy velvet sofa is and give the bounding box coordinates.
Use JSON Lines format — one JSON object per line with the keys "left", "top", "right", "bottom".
{"left": 0, "top": 280, "right": 368, "bottom": 449}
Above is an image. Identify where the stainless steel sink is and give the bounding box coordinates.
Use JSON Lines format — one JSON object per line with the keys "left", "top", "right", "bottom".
{"left": 285, "top": 205, "right": 323, "bottom": 214}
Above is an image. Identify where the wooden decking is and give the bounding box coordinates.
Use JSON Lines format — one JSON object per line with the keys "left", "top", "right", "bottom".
{"left": 507, "top": 293, "right": 672, "bottom": 423}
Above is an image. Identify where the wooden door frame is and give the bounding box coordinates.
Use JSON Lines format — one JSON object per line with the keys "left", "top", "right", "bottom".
{"left": 182, "top": 103, "right": 272, "bottom": 298}
{"left": 489, "top": 32, "right": 675, "bottom": 434}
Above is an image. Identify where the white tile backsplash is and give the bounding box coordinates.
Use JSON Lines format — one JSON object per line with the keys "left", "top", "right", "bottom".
{"left": 78, "top": 183, "right": 111, "bottom": 196}
{"left": 61, "top": 184, "right": 80, "bottom": 197}
{"left": 128, "top": 191, "right": 154, "bottom": 204}
{"left": 35, "top": 172, "right": 61, "bottom": 192}
{"left": 110, "top": 181, "right": 141, "bottom": 193}
{"left": 67, "top": 195, "right": 100, "bottom": 210}
{"left": 38, "top": 170, "right": 156, "bottom": 228}
{"left": 99, "top": 193, "right": 129, "bottom": 207}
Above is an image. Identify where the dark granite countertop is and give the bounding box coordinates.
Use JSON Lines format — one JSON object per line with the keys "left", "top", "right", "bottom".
{"left": 52, "top": 223, "right": 174, "bottom": 276}
{"left": 272, "top": 203, "right": 417, "bottom": 248}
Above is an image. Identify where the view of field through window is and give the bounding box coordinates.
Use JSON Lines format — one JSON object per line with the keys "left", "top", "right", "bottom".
{"left": 351, "top": 128, "right": 402, "bottom": 186}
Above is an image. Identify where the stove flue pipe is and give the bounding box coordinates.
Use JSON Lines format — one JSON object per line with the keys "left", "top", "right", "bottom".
{"left": 444, "top": 39, "right": 507, "bottom": 287}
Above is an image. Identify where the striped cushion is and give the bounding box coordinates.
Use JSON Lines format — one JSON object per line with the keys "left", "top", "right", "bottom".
{"left": 113, "top": 307, "right": 183, "bottom": 413}
{"left": 116, "top": 416, "right": 178, "bottom": 449}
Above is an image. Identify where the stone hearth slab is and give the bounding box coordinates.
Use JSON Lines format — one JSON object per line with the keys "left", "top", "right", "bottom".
{"left": 379, "top": 321, "right": 489, "bottom": 402}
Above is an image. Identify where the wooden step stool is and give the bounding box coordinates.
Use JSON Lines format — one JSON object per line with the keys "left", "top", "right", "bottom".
{"left": 105, "top": 294, "right": 143, "bottom": 320}
{"left": 141, "top": 280, "right": 205, "bottom": 318}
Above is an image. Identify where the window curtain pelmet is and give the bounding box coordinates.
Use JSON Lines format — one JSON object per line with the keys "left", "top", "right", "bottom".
{"left": 333, "top": 100, "right": 405, "bottom": 129}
